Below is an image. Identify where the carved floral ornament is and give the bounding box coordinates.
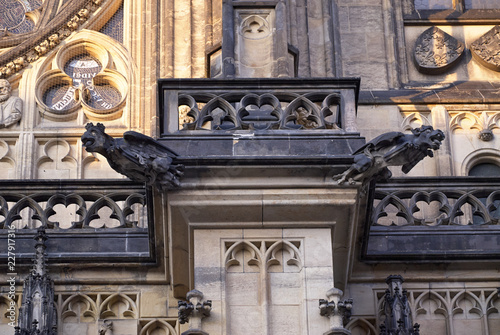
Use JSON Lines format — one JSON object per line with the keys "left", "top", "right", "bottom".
{"left": 35, "top": 37, "right": 128, "bottom": 121}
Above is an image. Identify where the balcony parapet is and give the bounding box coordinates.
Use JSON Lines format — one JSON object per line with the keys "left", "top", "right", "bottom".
{"left": 0, "top": 180, "right": 154, "bottom": 265}
{"left": 157, "top": 79, "right": 364, "bottom": 161}
{"left": 364, "top": 177, "right": 500, "bottom": 261}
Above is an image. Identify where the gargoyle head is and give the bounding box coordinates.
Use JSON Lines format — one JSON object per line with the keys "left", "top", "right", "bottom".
{"left": 410, "top": 125, "right": 445, "bottom": 152}
{"left": 81, "top": 122, "right": 113, "bottom": 156}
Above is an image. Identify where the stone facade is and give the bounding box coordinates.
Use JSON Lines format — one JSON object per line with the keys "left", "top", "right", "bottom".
{"left": 1, "top": 1, "right": 500, "bottom": 335}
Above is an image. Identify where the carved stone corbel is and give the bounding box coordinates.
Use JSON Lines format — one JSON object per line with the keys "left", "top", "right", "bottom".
{"left": 319, "top": 288, "right": 353, "bottom": 335}
{"left": 178, "top": 289, "right": 212, "bottom": 335}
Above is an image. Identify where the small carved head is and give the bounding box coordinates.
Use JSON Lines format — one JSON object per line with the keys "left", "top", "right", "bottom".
{"left": 410, "top": 125, "right": 445, "bottom": 151}
{"left": 81, "top": 122, "right": 112, "bottom": 155}
{"left": 0, "top": 79, "right": 12, "bottom": 102}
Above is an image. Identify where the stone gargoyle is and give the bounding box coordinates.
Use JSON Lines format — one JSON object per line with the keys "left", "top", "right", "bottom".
{"left": 333, "top": 125, "right": 445, "bottom": 185}
{"left": 82, "top": 123, "right": 184, "bottom": 190}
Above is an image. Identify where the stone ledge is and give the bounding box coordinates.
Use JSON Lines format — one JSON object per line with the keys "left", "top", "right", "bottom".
{"left": 359, "top": 82, "right": 500, "bottom": 105}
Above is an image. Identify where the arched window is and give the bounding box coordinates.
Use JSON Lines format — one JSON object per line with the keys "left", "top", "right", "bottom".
{"left": 468, "top": 162, "right": 500, "bottom": 176}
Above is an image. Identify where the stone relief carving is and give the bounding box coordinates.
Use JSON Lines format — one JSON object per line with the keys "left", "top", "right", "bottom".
{"left": 450, "top": 111, "right": 500, "bottom": 142}
{"left": 471, "top": 25, "right": 500, "bottom": 72}
{"left": 36, "top": 139, "right": 78, "bottom": 179}
{"left": 99, "top": 293, "right": 138, "bottom": 319}
{"left": 82, "top": 123, "right": 184, "bottom": 190}
{"left": 0, "top": 79, "right": 22, "bottom": 128}
{"left": 414, "top": 27, "right": 464, "bottom": 74}
{"left": 333, "top": 126, "right": 445, "bottom": 185}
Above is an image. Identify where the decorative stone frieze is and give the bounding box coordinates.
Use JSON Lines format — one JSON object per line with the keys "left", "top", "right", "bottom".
{"left": 319, "top": 288, "right": 353, "bottom": 335}
{"left": 414, "top": 27, "right": 464, "bottom": 74}
{"left": 471, "top": 26, "right": 500, "bottom": 72}
{"left": 178, "top": 289, "right": 212, "bottom": 335}
{"left": 450, "top": 111, "right": 500, "bottom": 142}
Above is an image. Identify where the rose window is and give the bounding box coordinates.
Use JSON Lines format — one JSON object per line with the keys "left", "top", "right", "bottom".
{"left": 0, "top": 0, "right": 42, "bottom": 34}
{"left": 35, "top": 40, "right": 127, "bottom": 121}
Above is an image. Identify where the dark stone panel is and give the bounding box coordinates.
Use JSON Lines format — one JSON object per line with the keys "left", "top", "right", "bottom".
{"left": 159, "top": 133, "right": 365, "bottom": 159}
{"left": 0, "top": 229, "right": 152, "bottom": 265}
{"left": 233, "top": 137, "right": 291, "bottom": 156}
{"left": 364, "top": 226, "right": 500, "bottom": 261}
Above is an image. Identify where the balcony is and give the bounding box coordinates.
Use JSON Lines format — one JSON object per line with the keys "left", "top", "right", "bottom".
{"left": 0, "top": 180, "right": 154, "bottom": 265}
{"left": 364, "top": 177, "right": 500, "bottom": 261}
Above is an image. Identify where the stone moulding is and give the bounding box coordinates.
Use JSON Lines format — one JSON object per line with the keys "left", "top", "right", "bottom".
{"left": 471, "top": 25, "right": 500, "bottom": 72}
{"left": 363, "top": 177, "right": 500, "bottom": 261}
{"left": 413, "top": 26, "right": 464, "bottom": 74}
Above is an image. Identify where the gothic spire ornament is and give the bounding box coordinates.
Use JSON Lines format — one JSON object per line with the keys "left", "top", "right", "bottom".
{"left": 15, "top": 227, "right": 57, "bottom": 335}
{"left": 380, "top": 275, "right": 419, "bottom": 335}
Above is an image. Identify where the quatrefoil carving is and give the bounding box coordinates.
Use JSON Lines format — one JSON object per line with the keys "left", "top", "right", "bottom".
{"left": 35, "top": 37, "right": 128, "bottom": 122}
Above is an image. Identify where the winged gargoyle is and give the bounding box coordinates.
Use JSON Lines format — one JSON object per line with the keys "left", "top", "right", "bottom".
{"left": 333, "top": 125, "right": 445, "bottom": 185}
{"left": 82, "top": 123, "right": 184, "bottom": 190}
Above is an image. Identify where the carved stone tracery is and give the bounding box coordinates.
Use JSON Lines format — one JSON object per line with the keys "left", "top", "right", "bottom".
{"left": 178, "top": 92, "right": 341, "bottom": 131}
{"left": 35, "top": 33, "right": 128, "bottom": 122}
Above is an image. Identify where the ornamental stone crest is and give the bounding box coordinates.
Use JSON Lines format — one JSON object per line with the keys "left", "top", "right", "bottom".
{"left": 414, "top": 27, "right": 464, "bottom": 74}
{"left": 471, "top": 25, "right": 500, "bottom": 72}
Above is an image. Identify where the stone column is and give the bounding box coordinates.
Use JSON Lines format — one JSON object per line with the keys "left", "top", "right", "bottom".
{"left": 319, "top": 288, "right": 353, "bottom": 335}
{"left": 431, "top": 105, "right": 454, "bottom": 176}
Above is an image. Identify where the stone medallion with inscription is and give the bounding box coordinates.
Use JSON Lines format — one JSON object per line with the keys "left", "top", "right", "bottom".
{"left": 471, "top": 25, "right": 500, "bottom": 72}
{"left": 43, "top": 54, "right": 122, "bottom": 112}
{"left": 414, "top": 27, "right": 464, "bottom": 74}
